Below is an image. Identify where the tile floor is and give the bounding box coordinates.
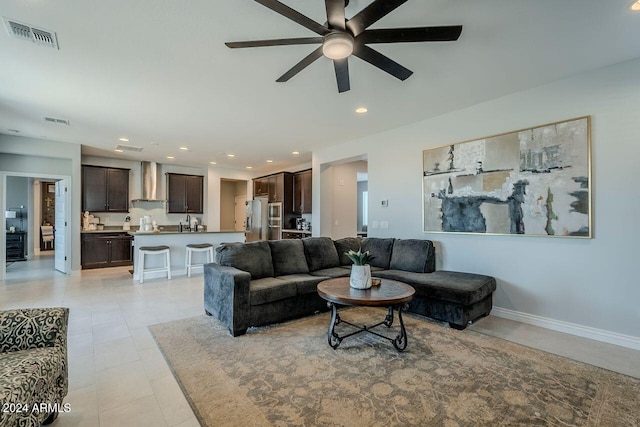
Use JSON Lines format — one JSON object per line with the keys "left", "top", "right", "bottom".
{"left": 2, "top": 254, "right": 639, "bottom": 427}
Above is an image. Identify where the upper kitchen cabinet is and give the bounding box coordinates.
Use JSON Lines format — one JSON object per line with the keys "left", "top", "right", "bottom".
{"left": 293, "top": 169, "right": 312, "bottom": 214}
{"left": 82, "top": 165, "right": 130, "bottom": 212}
{"left": 253, "top": 178, "right": 268, "bottom": 197}
{"left": 253, "top": 173, "right": 292, "bottom": 203}
{"left": 167, "top": 173, "right": 204, "bottom": 214}
{"left": 269, "top": 173, "right": 289, "bottom": 203}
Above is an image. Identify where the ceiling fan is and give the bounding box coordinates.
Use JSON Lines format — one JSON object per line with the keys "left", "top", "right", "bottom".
{"left": 225, "top": 0, "right": 463, "bottom": 93}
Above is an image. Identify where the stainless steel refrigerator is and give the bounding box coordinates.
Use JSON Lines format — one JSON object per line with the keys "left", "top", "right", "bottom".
{"left": 245, "top": 197, "right": 268, "bottom": 242}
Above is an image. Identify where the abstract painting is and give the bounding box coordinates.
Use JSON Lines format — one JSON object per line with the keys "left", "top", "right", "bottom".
{"left": 423, "top": 116, "right": 591, "bottom": 238}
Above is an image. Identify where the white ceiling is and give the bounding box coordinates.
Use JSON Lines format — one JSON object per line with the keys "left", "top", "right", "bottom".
{"left": 1, "top": 0, "right": 639, "bottom": 173}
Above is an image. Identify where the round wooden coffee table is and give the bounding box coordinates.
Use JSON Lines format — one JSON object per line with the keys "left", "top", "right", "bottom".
{"left": 317, "top": 277, "right": 415, "bottom": 352}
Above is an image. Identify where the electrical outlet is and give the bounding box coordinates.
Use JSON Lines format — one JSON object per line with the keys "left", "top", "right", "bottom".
{"left": 380, "top": 221, "right": 389, "bottom": 228}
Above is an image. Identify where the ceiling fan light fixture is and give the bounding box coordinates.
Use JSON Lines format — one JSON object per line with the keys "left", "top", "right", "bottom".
{"left": 322, "top": 32, "right": 354, "bottom": 60}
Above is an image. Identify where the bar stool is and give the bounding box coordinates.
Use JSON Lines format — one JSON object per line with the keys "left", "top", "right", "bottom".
{"left": 185, "top": 243, "right": 214, "bottom": 277}
{"left": 138, "top": 245, "right": 171, "bottom": 283}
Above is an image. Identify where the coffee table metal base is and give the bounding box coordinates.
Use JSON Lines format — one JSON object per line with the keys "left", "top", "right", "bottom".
{"left": 327, "top": 303, "right": 409, "bottom": 352}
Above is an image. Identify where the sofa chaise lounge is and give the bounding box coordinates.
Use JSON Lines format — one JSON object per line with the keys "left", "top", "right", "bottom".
{"left": 204, "top": 237, "right": 496, "bottom": 336}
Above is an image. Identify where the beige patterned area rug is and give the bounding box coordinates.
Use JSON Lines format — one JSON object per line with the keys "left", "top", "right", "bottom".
{"left": 149, "top": 308, "right": 639, "bottom": 426}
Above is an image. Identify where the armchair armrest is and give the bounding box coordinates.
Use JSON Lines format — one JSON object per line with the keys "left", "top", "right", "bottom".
{"left": 0, "top": 307, "right": 69, "bottom": 353}
{"left": 204, "top": 264, "right": 251, "bottom": 336}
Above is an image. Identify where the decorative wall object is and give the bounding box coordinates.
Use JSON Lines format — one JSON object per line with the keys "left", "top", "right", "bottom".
{"left": 422, "top": 116, "right": 591, "bottom": 238}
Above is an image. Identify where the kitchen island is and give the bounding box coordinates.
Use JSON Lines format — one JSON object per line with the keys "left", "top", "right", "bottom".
{"left": 129, "top": 230, "right": 245, "bottom": 281}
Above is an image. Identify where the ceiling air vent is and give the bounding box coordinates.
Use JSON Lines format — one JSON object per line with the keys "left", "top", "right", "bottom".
{"left": 3, "top": 17, "right": 59, "bottom": 49}
{"left": 115, "top": 144, "right": 143, "bottom": 152}
{"left": 43, "top": 116, "right": 70, "bottom": 125}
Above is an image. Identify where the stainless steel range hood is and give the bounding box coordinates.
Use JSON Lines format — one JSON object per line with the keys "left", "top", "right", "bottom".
{"left": 131, "top": 161, "right": 165, "bottom": 202}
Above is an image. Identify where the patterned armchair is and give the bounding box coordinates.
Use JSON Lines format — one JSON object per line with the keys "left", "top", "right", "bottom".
{"left": 0, "top": 308, "right": 69, "bottom": 427}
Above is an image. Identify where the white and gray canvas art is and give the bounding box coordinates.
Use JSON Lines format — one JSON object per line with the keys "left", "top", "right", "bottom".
{"left": 423, "top": 117, "right": 591, "bottom": 237}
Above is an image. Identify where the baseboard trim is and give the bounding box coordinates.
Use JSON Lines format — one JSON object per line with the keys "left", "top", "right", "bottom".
{"left": 491, "top": 307, "right": 640, "bottom": 351}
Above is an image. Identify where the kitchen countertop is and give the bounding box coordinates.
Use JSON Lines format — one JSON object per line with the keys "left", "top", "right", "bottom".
{"left": 282, "top": 229, "right": 312, "bottom": 234}
{"left": 129, "top": 230, "right": 243, "bottom": 235}
{"left": 82, "top": 227, "right": 243, "bottom": 234}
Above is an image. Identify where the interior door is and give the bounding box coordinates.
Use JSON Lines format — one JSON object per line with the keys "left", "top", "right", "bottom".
{"left": 235, "top": 196, "right": 247, "bottom": 231}
{"left": 54, "top": 180, "right": 68, "bottom": 273}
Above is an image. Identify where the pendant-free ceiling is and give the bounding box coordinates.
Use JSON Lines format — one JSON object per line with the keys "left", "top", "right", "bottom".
{"left": 225, "top": 0, "right": 463, "bottom": 93}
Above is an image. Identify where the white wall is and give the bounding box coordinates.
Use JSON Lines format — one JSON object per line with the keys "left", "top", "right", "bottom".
{"left": 313, "top": 57, "right": 640, "bottom": 343}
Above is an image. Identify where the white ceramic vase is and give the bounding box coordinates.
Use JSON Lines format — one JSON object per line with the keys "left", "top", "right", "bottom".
{"left": 350, "top": 265, "right": 372, "bottom": 289}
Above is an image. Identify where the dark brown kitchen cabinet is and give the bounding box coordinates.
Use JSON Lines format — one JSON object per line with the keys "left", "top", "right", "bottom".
{"left": 293, "top": 169, "right": 312, "bottom": 214}
{"left": 253, "top": 178, "right": 268, "bottom": 196}
{"left": 167, "top": 173, "right": 204, "bottom": 214}
{"left": 81, "top": 233, "right": 133, "bottom": 269}
{"left": 82, "top": 165, "right": 130, "bottom": 212}
{"left": 253, "top": 173, "right": 292, "bottom": 203}
{"left": 268, "top": 173, "right": 289, "bottom": 202}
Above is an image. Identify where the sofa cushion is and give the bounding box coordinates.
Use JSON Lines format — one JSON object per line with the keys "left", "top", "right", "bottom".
{"left": 249, "top": 277, "right": 297, "bottom": 306}
{"left": 361, "top": 238, "right": 395, "bottom": 269}
{"left": 268, "top": 240, "right": 309, "bottom": 276}
{"left": 310, "top": 267, "right": 351, "bottom": 278}
{"left": 277, "top": 274, "right": 327, "bottom": 295}
{"left": 333, "top": 237, "right": 363, "bottom": 266}
{"left": 389, "top": 239, "right": 436, "bottom": 273}
{"left": 302, "top": 237, "right": 340, "bottom": 271}
{"left": 372, "top": 270, "right": 496, "bottom": 305}
{"left": 216, "top": 241, "right": 274, "bottom": 280}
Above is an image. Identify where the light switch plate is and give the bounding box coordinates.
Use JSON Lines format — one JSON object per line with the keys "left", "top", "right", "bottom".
{"left": 372, "top": 221, "right": 379, "bottom": 229}
{"left": 380, "top": 221, "right": 389, "bottom": 228}
{"left": 381, "top": 200, "right": 388, "bottom": 207}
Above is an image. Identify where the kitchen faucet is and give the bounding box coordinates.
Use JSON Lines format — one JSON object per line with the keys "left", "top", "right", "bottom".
{"left": 185, "top": 215, "right": 191, "bottom": 231}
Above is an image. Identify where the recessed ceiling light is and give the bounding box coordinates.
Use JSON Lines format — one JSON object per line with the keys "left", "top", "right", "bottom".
{"left": 227, "top": 154, "right": 235, "bottom": 158}
{"left": 209, "top": 161, "right": 217, "bottom": 165}
{"left": 292, "top": 151, "right": 300, "bottom": 155}
{"left": 150, "top": 142, "right": 159, "bottom": 146}
{"left": 119, "top": 137, "right": 129, "bottom": 142}
{"left": 631, "top": 0, "right": 640, "bottom": 11}
{"left": 245, "top": 166, "right": 253, "bottom": 169}
{"left": 166, "top": 156, "right": 174, "bottom": 159}
{"left": 179, "top": 146, "right": 189, "bottom": 151}
{"left": 355, "top": 107, "right": 368, "bottom": 114}
{"left": 114, "top": 149, "right": 124, "bottom": 153}
{"left": 266, "top": 160, "right": 273, "bottom": 163}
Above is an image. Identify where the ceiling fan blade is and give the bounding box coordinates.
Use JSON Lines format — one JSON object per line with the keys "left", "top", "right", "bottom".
{"left": 346, "top": 0, "right": 407, "bottom": 37}
{"left": 333, "top": 58, "right": 350, "bottom": 93}
{"left": 255, "top": 0, "right": 329, "bottom": 36}
{"left": 225, "top": 37, "right": 323, "bottom": 49}
{"left": 276, "top": 47, "right": 324, "bottom": 82}
{"left": 359, "top": 26, "right": 463, "bottom": 44}
{"left": 353, "top": 44, "right": 413, "bottom": 81}
{"left": 325, "top": 0, "right": 346, "bottom": 31}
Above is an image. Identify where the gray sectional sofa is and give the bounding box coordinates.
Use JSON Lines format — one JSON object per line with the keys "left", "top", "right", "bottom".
{"left": 204, "top": 237, "right": 496, "bottom": 336}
